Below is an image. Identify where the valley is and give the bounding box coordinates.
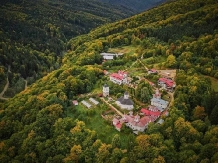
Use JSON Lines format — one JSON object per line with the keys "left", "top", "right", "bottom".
{"left": 0, "top": 0, "right": 218, "bottom": 162}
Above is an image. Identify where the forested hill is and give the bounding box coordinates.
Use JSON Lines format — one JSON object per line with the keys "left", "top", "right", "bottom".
{"left": 99, "top": 0, "right": 167, "bottom": 12}
{"left": 0, "top": 0, "right": 134, "bottom": 97}
{"left": 1, "top": 0, "right": 218, "bottom": 162}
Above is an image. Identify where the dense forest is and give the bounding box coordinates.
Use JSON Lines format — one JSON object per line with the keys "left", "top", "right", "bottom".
{"left": 0, "top": 0, "right": 134, "bottom": 97}
{"left": 98, "top": 0, "right": 167, "bottom": 12}
{"left": 1, "top": 0, "right": 218, "bottom": 162}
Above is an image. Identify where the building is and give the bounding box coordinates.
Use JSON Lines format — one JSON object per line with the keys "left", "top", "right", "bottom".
{"left": 110, "top": 70, "right": 128, "bottom": 85}
{"left": 151, "top": 97, "right": 169, "bottom": 110}
{"left": 158, "top": 78, "right": 176, "bottom": 90}
{"left": 112, "top": 118, "right": 122, "bottom": 131}
{"left": 100, "top": 52, "right": 123, "bottom": 60}
{"left": 103, "top": 84, "right": 109, "bottom": 97}
{"left": 153, "top": 89, "right": 161, "bottom": 99}
{"left": 72, "top": 100, "right": 78, "bottom": 106}
{"left": 122, "top": 113, "right": 154, "bottom": 134}
{"left": 148, "top": 69, "right": 158, "bottom": 74}
{"left": 116, "top": 92, "right": 134, "bottom": 110}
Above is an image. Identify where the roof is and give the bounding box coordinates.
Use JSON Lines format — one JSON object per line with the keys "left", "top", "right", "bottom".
{"left": 141, "top": 108, "right": 161, "bottom": 116}
{"left": 115, "top": 123, "right": 122, "bottom": 129}
{"left": 151, "top": 98, "right": 169, "bottom": 105}
{"left": 103, "top": 56, "right": 113, "bottom": 60}
{"left": 149, "top": 69, "right": 157, "bottom": 73}
{"left": 117, "top": 96, "right": 134, "bottom": 105}
{"left": 103, "top": 83, "right": 108, "bottom": 87}
{"left": 110, "top": 73, "right": 124, "bottom": 80}
{"left": 159, "top": 78, "right": 175, "bottom": 87}
{"left": 100, "top": 52, "right": 123, "bottom": 56}
{"left": 72, "top": 100, "right": 78, "bottom": 105}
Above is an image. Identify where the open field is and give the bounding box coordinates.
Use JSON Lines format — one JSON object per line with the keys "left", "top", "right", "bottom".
{"left": 108, "top": 45, "right": 137, "bottom": 55}
{"left": 67, "top": 101, "right": 130, "bottom": 148}
{"left": 208, "top": 76, "right": 218, "bottom": 92}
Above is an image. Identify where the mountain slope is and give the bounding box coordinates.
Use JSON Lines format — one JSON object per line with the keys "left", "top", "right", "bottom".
{"left": 0, "top": 0, "right": 134, "bottom": 97}
{"left": 99, "top": 0, "right": 167, "bottom": 12}
{"left": 1, "top": 0, "right": 218, "bottom": 162}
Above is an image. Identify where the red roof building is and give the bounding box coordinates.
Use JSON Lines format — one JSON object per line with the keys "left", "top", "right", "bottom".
{"left": 110, "top": 71, "right": 128, "bottom": 85}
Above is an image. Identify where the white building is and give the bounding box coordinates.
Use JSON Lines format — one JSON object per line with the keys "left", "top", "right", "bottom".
{"left": 151, "top": 98, "right": 169, "bottom": 110}
{"left": 110, "top": 71, "right": 128, "bottom": 85}
{"left": 103, "top": 84, "right": 109, "bottom": 97}
{"left": 116, "top": 92, "right": 134, "bottom": 110}
{"left": 100, "top": 52, "right": 123, "bottom": 60}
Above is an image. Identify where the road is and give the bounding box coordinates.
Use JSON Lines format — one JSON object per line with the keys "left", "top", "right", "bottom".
{"left": 0, "top": 77, "right": 9, "bottom": 100}
{"left": 100, "top": 98, "right": 124, "bottom": 116}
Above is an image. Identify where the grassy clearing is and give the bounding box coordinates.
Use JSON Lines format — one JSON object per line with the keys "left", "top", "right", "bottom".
{"left": 209, "top": 76, "right": 218, "bottom": 92}
{"left": 67, "top": 101, "right": 130, "bottom": 149}
{"left": 108, "top": 45, "right": 137, "bottom": 55}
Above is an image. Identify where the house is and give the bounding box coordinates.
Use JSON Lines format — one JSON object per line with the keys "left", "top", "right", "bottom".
{"left": 112, "top": 118, "right": 122, "bottom": 131}
{"left": 72, "top": 100, "right": 78, "bottom": 106}
{"left": 153, "top": 89, "right": 161, "bottom": 99}
{"left": 81, "top": 100, "right": 92, "bottom": 109}
{"left": 100, "top": 52, "right": 123, "bottom": 60}
{"left": 110, "top": 70, "right": 128, "bottom": 85}
{"left": 89, "top": 98, "right": 99, "bottom": 105}
{"left": 151, "top": 97, "right": 169, "bottom": 110}
{"left": 122, "top": 113, "right": 152, "bottom": 134}
{"left": 116, "top": 92, "right": 134, "bottom": 110}
{"left": 140, "top": 108, "right": 161, "bottom": 117}
{"left": 148, "top": 69, "right": 158, "bottom": 74}
{"left": 103, "top": 84, "right": 109, "bottom": 97}
{"left": 158, "top": 78, "right": 176, "bottom": 90}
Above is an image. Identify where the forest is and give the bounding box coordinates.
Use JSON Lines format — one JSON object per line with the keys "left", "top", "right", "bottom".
{"left": 1, "top": 0, "right": 218, "bottom": 162}
{"left": 0, "top": 0, "right": 134, "bottom": 97}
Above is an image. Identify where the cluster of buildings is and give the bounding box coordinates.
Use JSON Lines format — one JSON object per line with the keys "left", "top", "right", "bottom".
{"left": 102, "top": 83, "right": 169, "bottom": 134}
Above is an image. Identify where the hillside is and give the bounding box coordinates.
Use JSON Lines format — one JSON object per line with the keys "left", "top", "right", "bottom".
{"left": 1, "top": 0, "right": 218, "bottom": 162}
{"left": 0, "top": 0, "right": 134, "bottom": 97}
{"left": 99, "top": 0, "right": 167, "bottom": 12}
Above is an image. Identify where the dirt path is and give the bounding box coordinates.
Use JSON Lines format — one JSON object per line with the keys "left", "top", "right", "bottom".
{"left": 24, "top": 80, "right": 28, "bottom": 89}
{"left": 0, "top": 77, "right": 9, "bottom": 100}
{"left": 100, "top": 98, "right": 124, "bottom": 117}
{"left": 137, "top": 59, "right": 149, "bottom": 71}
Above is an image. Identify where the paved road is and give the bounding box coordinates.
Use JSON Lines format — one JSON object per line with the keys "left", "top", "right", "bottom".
{"left": 100, "top": 98, "right": 124, "bottom": 116}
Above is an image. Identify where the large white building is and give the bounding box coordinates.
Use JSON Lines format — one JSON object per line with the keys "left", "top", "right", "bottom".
{"left": 100, "top": 52, "right": 123, "bottom": 60}
{"left": 116, "top": 92, "right": 134, "bottom": 110}
{"left": 151, "top": 98, "right": 169, "bottom": 110}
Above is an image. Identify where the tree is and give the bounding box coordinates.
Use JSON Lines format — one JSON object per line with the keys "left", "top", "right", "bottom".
{"left": 210, "top": 105, "right": 218, "bottom": 125}
{"left": 193, "top": 106, "right": 206, "bottom": 120}
{"left": 166, "top": 54, "right": 176, "bottom": 68}
{"left": 112, "top": 134, "right": 121, "bottom": 148}
{"left": 63, "top": 145, "right": 82, "bottom": 163}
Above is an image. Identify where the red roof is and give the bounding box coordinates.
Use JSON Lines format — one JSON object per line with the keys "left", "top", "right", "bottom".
{"left": 110, "top": 73, "right": 124, "bottom": 80}
{"left": 115, "top": 123, "right": 122, "bottom": 129}
{"left": 72, "top": 100, "right": 78, "bottom": 105}
{"left": 141, "top": 109, "right": 160, "bottom": 116}
{"left": 150, "top": 69, "right": 157, "bottom": 72}
{"left": 159, "top": 78, "right": 174, "bottom": 87}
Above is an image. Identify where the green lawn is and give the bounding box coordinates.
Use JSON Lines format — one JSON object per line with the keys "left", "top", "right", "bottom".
{"left": 108, "top": 45, "right": 137, "bottom": 55}
{"left": 67, "top": 101, "right": 131, "bottom": 149}
{"left": 209, "top": 76, "right": 218, "bottom": 92}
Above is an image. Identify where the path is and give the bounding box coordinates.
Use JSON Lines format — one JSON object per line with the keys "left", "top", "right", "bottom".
{"left": 24, "top": 80, "right": 28, "bottom": 89}
{"left": 100, "top": 98, "right": 124, "bottom": 117}
{"left": 137, "top": 59, "right": 149, "bottom": 71}
{"left": 168, "top": 92, "right": 174, "bottom": 108}
{"left": 0, "top": 65, "right": 10, "bottom": 100}
{"left": 0, "top": 77, "right": 9, "bottom": 100}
